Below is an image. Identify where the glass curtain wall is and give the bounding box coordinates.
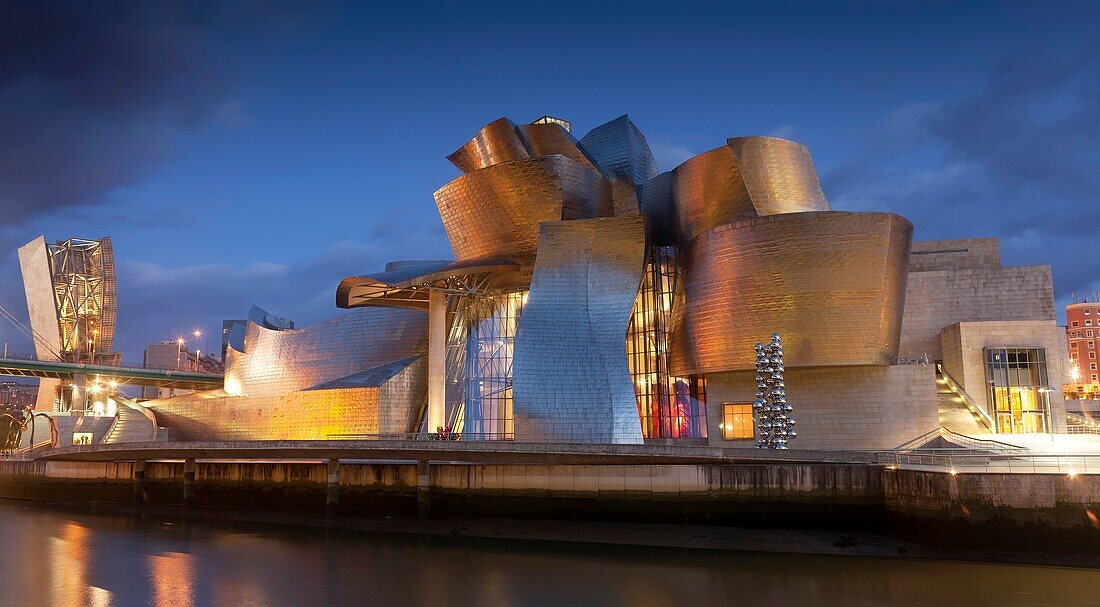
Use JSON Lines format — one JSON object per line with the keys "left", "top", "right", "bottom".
{"left": 984, "top": 347, "right": 1051, "bottom": 433}
{"left": 445, "top": 291, "right": 526, "bottom": 439}
{"left": 626, "top": 246, "right": 707, "bottom": 438}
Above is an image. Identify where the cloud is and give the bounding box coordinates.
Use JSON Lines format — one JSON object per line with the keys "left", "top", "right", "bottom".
{"left": 0, "top": 1, "right": 333, "bottom": 225}
{"left": 823, "top": 38, "right": 1100, "bottom": 305}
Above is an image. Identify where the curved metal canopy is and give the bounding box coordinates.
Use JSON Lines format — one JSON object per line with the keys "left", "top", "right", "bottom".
{"left": 336, "top": 257, "right": 520, "bottom": 310}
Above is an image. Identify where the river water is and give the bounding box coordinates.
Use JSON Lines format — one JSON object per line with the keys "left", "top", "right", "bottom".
{"left": 0, "top": 501, "right": 1097, "bottom": 607}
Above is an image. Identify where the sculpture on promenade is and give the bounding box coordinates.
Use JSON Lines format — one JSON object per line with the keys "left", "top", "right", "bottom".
{"left": 753, "top": 334, "right": 797, "bottom": 449}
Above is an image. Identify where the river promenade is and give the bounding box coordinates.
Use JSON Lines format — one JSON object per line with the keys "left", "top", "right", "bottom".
{"left": 2, "top": 439, "right": 1100, "bottom": 557}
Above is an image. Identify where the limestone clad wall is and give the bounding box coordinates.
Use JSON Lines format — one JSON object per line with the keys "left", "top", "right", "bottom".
{"left": 705, "top": 364, "right": 938, "bottom": 450}
{"left": 939, "top": 320, "right": 1069, "bottom": 433}
{"left": 898, "top": 265, "right": 1055, "bottom": 361}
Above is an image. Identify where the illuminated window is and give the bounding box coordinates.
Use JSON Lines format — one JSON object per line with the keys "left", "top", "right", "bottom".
{"left": 627, "top": 246, "right": 707, "bottom": 439}
{"left": 71, "top": 432, "right": 93, "bottom": 446}
{"left": 984, "top": 348, "right": 1050, "bottom": 434}
{"left": 721, "top": 403, "right": 754, "bottom": 440}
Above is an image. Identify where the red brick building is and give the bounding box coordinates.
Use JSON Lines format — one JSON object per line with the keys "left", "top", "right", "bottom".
{"left": 1067, "top": 297, "right": 1100, "bottom": 398}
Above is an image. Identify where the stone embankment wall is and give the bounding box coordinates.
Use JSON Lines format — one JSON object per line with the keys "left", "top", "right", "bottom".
{"left": 1, "top": 460, "right": 1098, "bottom": 552}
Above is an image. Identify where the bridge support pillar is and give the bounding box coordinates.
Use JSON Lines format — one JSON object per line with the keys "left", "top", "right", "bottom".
{"left": 132, "top": 460, "right": 146, "bottom": 505}
{"left": 183, "top": 458, "right": 196, "bottom": 508}
{"left": 417, "top": 460, "right": 431, "bottom": 518}
{"left": 325, "top": 459, "right": 340, "bottom": 516}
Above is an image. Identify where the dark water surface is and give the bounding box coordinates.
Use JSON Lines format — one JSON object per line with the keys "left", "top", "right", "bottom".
{"left": 0, "top": 501, "right": 1097, "bottom": 607}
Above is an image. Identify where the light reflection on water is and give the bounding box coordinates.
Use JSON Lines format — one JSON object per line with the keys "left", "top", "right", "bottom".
{"left": 1, "top": 501, "right": 1098, "bottom": 607}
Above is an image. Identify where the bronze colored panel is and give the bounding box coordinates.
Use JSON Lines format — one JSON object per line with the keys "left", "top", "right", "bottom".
{"left": 434, "top": 155, "right": 611, "bottom": 261}
{"left": 726, "top": 137, "right": 830, "bottom": 216}
{"left": 669, "top": 212, "right": 912, "bottom": 375}
{"left": 517, "top": 122, "right": 602, "bottom": 175}
{"left": 644, "top": 136, "right": 833, "bottom": 245}
{"left": 670, "top": 146, "right": 755, "bottom": 243}
{"left": 446, "top": 117, "right": 529, "bottom": 173}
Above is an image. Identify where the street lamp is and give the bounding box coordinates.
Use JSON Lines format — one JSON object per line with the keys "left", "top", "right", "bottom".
{"left": 176, "top": 337, "right": 184, "bottom": 371}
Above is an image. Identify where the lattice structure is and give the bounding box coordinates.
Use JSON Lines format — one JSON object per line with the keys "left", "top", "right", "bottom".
{"left": 45, "top": 237, "right": 117, "bottom": 363}
{"left": 753, "top": 334, "right": 797, "bottom": 449}
{"left": 626, "top": 246, "right": 707, "bottom": 438}
{"left": 445, "top": 291, "right": 526, "bottom": 439}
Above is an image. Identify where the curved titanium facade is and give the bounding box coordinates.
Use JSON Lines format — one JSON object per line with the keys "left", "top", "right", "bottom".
{"left": 434, "top": 155, "right": 611, "bottom": 261}
{"left": 225, "top": 307, "right": 427, "bottom": 398}
{"left": 725, "top": 137, "right": 830, "bottom": 216}
{"left": 640, "top": 136, "right": 832, "bottom": 245}
{"left": 669, "top": 212, "right": 912, "bottom": 375}
{"left": 447, "top": 117, "right": 601, "bottom": 175}
{"left": 577, "top": 114, "right": 659, "bottom": 185}
{"left": 513, "top": 215, "right": 647, "bottom": 444}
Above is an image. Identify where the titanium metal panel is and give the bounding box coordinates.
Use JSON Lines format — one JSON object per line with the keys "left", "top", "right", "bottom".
{"left": 434, "top": 155, "right": 612, "bottom": 261}
{"left": 669, "top": 212, "right": 912, "bottom": 375}
{"left": 640, "top": 136, "right": 833, "bottom": 245}
{"left": 669, "top": 145, "right": 755, "bottom": 243}
{"left": 577, "top": 114, "right": 659, "bottom": 185}
{"left": 512, "top": 216, "right": 647, "bottom": 444}
{"left": 224, "top": 307, "right": 427, "bottom": 399}
{"left": 148, "top": 357, "right": 426, "bottom": 440}
{"left": 517, "top": 122, "right": 603, "bottom": 175}
{"left": 17, "top": 236, "right": 62, "bottom": 360}
{"left": 726, "top": 137, "right": 830, "bottom": 216}
{"left": 447, "top": 117, "right": 530, "bottom": 173}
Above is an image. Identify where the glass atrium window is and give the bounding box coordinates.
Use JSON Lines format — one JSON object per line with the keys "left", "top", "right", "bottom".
{"left": 721, "top": 404, "right": 754, "bottom": 440}
{"left": 984, "top": 348, "right": 1051, "bottom": 434}
{"left": 445, "top": 291, "right": 526, "bottom": 440}
{"left": 626, "top": 246, "right": 707, "bottom": 439}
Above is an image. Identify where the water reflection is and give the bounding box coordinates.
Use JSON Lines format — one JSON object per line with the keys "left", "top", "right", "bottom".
{"left": 0, "top": 500, "right": 1098, "bottom": 606}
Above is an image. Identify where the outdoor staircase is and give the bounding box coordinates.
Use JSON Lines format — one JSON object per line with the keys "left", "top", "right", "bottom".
{"left": 101, "top": 396, "right": 158, "bottom": 444}
{"left": 936, "top": 370, "right": 991, "bottom": 435}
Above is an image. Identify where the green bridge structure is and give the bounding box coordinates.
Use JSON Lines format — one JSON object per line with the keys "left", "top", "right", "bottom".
{"left": 0, "top": 354, "right": 223, "bottom": 390}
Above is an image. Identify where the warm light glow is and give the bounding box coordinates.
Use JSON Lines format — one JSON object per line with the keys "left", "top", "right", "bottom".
{"left": 1071, "top": 364, "right": 1081, "bottom": 382}
{"left": 89, "top": 385, "right": 101, "bottom": 394}
{"left": 949, "top": 468, "right": 958, "bottom": 476}
{"left": 224, "top": 375, "right": 242, "bottom": 396}
{"left": 107, "top": 380, "right": 118, "bottom": 389}
{"left": 193, "top": 330, "right": 202, "bottom": 338}
{"left": 177, "top": 337, "right": 184, "bottom": 346}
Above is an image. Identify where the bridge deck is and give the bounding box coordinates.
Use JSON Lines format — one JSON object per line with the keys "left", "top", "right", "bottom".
{"left": 0, "top": 357, "right": 223, "bottom": 389}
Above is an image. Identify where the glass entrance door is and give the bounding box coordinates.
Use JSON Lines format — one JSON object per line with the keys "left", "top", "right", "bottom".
{"left": 985, "top": 348, "right": 1051, "bottom": 434}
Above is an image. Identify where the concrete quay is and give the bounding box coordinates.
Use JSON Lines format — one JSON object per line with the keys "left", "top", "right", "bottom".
{"left": 1, "top": 440, "right": 1099, "bottom": 555}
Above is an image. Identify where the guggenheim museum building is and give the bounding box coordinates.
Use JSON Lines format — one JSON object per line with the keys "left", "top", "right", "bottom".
{"left": 146, "top": 114, "right": 1069, "bottom": 450}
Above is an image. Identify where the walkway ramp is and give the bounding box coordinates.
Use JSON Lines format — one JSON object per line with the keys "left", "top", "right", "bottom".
{"left": 101, "top": 396, "right": 158, "bottom": 444}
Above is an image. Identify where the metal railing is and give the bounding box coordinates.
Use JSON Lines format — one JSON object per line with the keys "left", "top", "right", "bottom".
{"left": 893, "top": 427, "right": 1028, "bottom": 456}
{"left": 327, "top": 432, "right": 514, "bottom": 441}
{"left": 938, "top": 365, "right": 996, "bottom": 432}
{"left": 0, "top": 351, "right": 222, "bottom": 377}
{"left": 881, "top": 452, "right": 1100, "bottom": 475}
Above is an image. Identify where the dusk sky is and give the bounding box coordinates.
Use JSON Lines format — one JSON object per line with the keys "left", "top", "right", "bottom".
{"left": 1, "top": 1, "right": 1098, "bottom": 362}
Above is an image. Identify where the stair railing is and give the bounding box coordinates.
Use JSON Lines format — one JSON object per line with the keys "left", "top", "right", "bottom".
{"left": 938, "top": 364, "right": 996, "bottom": 432}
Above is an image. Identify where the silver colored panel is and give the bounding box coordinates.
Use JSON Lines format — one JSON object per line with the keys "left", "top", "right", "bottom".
{"left": 577, "top": 114, "right": 659, "bottom": 185}
{"left": 513, "top": 216, "right": 647, "bottom": 444}
{"left": 225, "top": 307, "right": 427, "bottom": 399}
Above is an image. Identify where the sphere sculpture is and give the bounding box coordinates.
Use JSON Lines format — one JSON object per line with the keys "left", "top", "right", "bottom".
{"left": 752, "top": 333, "right": 797, "bottom": 449}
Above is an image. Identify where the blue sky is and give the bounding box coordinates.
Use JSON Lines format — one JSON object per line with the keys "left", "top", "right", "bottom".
{"left": 1, "top": 1, "right": 1098, "bottom": 361}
